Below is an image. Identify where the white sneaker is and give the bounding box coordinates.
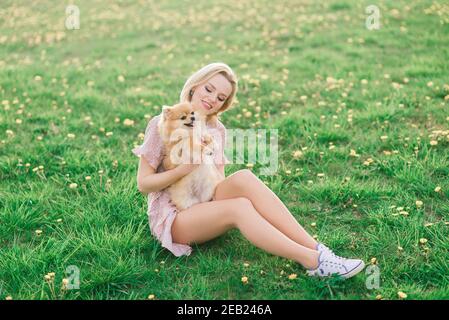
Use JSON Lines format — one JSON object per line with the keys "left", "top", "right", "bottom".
{"left": 316, "top": 243, "right": 333, "bottom": 255}
{"left": 307, "top": 245, "right": 365, "bottom": 279}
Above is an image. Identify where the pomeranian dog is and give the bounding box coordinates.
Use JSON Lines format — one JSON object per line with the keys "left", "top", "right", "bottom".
{"left": 158, "top": 102, "right": 224, "bottom": 211}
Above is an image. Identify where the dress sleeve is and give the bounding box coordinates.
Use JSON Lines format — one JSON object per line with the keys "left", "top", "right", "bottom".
{"left": 132, "top": 115, "right": 164, "bottom": 171}
{"left": 215, "top": 121, "right": 231, "bottom": 165}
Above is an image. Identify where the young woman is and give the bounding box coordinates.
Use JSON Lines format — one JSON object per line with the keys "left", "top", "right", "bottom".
{"left": 133, "top": 62, "right": 365, "bottom": 279}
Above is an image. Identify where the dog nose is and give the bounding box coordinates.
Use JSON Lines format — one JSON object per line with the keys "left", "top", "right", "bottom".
{"left": 191, "top": 116, "right": 195, "bottom": 121}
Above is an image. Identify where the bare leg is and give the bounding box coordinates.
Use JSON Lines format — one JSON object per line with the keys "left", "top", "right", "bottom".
{"left": 172, "top": 197, "right": 319, "bottom": 269}
{"left": 213, "top": 169, "right": 318, "bottom": 250}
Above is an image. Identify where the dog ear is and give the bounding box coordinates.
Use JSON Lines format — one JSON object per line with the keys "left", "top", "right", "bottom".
{"left": 162, "top": 105, "right": 172, "bottom": 119}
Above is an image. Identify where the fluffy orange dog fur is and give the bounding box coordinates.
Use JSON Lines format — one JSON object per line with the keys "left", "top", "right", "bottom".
{"left": 158, "top": 102, "right": 224, "bottom": 210}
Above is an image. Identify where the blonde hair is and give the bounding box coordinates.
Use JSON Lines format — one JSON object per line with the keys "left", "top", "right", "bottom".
{"left": 180, "top": 62, "right": 238, "bottom": 127}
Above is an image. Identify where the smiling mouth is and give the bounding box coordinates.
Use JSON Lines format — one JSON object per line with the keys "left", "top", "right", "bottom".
{"left": 202, "top": 100, "right": 212, "bottom": 110}
{"left": 184, "top": 122, "right": 194, "bottom": 127}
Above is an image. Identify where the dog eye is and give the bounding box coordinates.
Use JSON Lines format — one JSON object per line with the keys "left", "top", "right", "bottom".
{"left": 181, "top": 116, "right": 187, "bottom": 120}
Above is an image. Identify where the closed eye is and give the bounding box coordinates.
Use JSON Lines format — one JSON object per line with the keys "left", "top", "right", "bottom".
{"left": 206, "top": 85, "right": 226, "bottom": 102}
{"left": 181, "top": 116, "right": 187, "bottom": 120}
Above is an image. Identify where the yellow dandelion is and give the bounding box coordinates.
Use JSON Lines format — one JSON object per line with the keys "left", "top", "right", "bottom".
{"left": 415, "top": 200, "right": 423, "bottom": 208}
{"left": 430, "top": 140, "right": 438, "bottom": 146}
{"left": 434, "top": 186, "right": 442, "bottom": 192}
{"left": 67, "top": 133, "right": 75, "bottom": 139}
{"left": 241, "top": 276, "right": 248, "bottom": 284}
{"left": 398, "top": 291, "right": 407, "bottom": 299}
{"left": 35, "top": 229, "right": 43, "bottom": 236}
{"left": 419, "top": 238, "right": 428, "bottom": 244}
{"left": 292, "top": 150, "right": 303, "bottom": 159}
{"left": 288, "top": 273, "right": 297, "bottom": 280}
{"left": 69, "top": 183, "right": 78, "bottom": 189}
{"left": 123, "top": 119, "right": 134, "bottom": 126}
{"left": 117, "top": 75, "right": 125, "bottom": 82}
{"left": 349, "top": 149, "right": 359, "bottom": 157}
{"left": 148, "top": 294, "right": 155, "bottom": 300}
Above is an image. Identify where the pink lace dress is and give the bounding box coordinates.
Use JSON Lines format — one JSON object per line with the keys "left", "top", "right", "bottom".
{"left": 132, "top": 114, "right": 231, "bottom": 257}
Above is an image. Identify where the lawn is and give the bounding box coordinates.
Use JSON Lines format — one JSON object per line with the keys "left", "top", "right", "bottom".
{"left": 0, "top": 0, "right": 448, "bottom": 299}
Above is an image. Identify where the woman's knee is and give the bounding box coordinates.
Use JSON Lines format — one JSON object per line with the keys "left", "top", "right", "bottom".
{"left": 227, "top": 197, "right": 255, "bottom": 225}
{"left": 227, "top": 169, "right": 258, "bottom": 189}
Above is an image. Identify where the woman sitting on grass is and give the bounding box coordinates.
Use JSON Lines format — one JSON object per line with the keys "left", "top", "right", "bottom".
{"left": 133, "top": 62, "right": 365, "bottom": 279}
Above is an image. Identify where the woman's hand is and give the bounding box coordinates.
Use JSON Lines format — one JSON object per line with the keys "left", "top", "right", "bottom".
{"left": 175, "top": 163, "right": 200, "bottom": 177}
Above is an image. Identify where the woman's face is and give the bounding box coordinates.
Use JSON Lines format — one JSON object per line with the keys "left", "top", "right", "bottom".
{"left": 190, "top": 73, "right": 233, "bottom": 116}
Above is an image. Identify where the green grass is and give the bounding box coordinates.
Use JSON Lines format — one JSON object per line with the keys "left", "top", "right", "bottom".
{"left": 1, "top": 0, "right": 449, "bottom": 300}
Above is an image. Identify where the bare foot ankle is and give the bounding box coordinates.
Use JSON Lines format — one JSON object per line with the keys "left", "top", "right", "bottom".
{"left": 303, "top": 250, "right": 320, "bottom": 270}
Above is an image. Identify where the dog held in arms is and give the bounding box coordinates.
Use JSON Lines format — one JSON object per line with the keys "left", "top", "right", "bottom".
{"left": 158, "top": 102, "right": 224, "bottom": 211}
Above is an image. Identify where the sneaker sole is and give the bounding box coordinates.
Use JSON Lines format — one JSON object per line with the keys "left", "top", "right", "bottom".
{"left": 341, "top": 260, "right": 365, "bottom": 279}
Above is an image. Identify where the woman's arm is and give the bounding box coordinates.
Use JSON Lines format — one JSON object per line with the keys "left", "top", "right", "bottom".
{"left": 137, "top": 157, "right": 198, "bottom": 194}
{"left": 217, "top": 164, "right": 225, "bottom": 179}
